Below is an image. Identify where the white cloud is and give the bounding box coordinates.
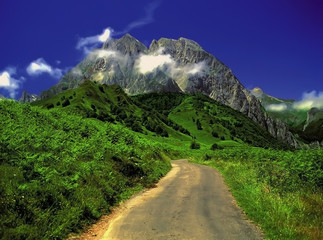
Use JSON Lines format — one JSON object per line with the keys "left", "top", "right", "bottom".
{"left": 135, "top": 48, "right": 207, "bottom": 77}
{"left": 265, "top": 103, "right": 288, "bottom": 112}
{"left": 136, "top": 54, "right": 174, "bottom": 74}
{"left": 26, "top": 58, "right": 63, "bottom": 79}
{"left": 0, "top": 68, "right": 24, "bottom": 98}
{"left": 76, "top": 28, "right": 113, "bottom": 54}
{"left": 292, "top": 91, "right": 323, "bottom": 110}
{"left": 76, "top": 0, "right": 160, "bottom": 55}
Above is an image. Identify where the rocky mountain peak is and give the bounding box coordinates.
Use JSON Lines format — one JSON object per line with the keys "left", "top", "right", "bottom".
{"left": 250, "top": 87, "right": 264, "bottom": 98}
{"left": 103, "top": 33, "right": 147, "bottom": 56}
{"left": 41, "top": 34, "right": 297, "bottom": 146}
{"left": 19, "top": 90, "right": 39, "bottom": 103}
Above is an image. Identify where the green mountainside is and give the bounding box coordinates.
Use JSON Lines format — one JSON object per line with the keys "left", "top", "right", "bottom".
{"left": 34, "top": 80, "right": 288, "bottom": 150}
{"left": 250, "top": 87, "right": 322, "bottom": 143}
{"left": 1, "top": 81, "right": 321, "bottom": 239}
{"left": 132, "top": 92, "right": 288, "bottom": 149}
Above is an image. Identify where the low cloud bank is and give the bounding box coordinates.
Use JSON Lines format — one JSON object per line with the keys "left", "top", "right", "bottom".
{"left": 135, "top": 48, "right": 208, "bottom": 77}
{"left": 265, "top": 103, "right": 288, "bottom": 112}
{"left": 292, "top": 91, "right": 323, "bottom": 110}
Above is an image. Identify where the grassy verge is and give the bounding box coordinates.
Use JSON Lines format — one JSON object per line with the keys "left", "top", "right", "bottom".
{"left": 0, "top": 100, "right": 172, "bottom": 240}
{"left": 192, "top": 148, "right": 323, "bottom": 240}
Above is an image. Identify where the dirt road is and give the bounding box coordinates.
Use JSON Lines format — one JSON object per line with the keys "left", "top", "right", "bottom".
{"left": 100, "top": 160, "right": 264, "bottom": 240}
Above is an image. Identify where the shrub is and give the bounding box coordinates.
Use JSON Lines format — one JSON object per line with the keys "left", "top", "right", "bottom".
{"left": 47, "top": 103, "right": 54, "bottom": 109}
{"left": 190, "top": 141, "right": 200, "bottom": 149}
{"left": 196, "top": 119, "right": 202, "bottom": 130}
{"left": 99, "top": 85, "right": 105, "bottom": 93}
{"left": 62, "top": 99, "right": 70, "bottom": 107}
{"left": 211, "top": 143, "right": 223, "bottom": 150}
{"left": 212, "top": 131, "right": 219, "bottom": 138}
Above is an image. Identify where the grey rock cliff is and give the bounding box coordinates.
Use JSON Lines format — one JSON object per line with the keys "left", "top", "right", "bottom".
{"left": 40, "top": 34, "right": 296, "bottom": 146}
{"left": 19, "top": 91, "right": 39, "bottom": 103}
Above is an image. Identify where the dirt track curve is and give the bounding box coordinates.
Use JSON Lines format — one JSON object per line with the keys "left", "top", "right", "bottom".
{"left": 97, "top": 159, "right": 264, "bottom": 240}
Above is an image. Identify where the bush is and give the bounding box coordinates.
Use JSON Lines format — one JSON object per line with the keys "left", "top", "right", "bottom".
{"left": 47, "top": 103, "right": 54, "bottom": 109}
{"left": 62, "top": 99, "right": 70, "bottom": 107}
{"left": 196, "top": 119, "right": 202, "bottom": 130}
{"left": 190, "top": 141, "right": 200, "bottom": 149}
{"left": 211, "top": 143, "right": 223, "bottom": 150}
{"left": 212, "top": 131, "right": 219, "bottom": 138}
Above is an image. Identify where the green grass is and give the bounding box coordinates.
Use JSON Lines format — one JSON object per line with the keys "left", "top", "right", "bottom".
{"left": 192, "top": 148, "right": 323, "bottom": 240}
{"left": 133, "top": 92, "right": 291, "bottom": 150}
{"left": 0, "top": 99, "right": 172, "bottom": 240}
{"left": 1, "top": 82, "right": 320, "bottom": 239}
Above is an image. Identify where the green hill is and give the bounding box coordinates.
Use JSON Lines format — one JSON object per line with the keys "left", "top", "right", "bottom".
{"left": 32, "top": 80, "right": 191, "bottom": 139}
{"left": 1, "top": 81, "right": 292, "bottom": 239}
{"left": 0, "top": 98, "right": 172, "bottom": 239}
{"left": 132, "top": 93, "right": 290, "bottom": 150}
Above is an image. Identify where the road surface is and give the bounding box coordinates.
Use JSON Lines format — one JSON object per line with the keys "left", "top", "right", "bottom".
{"left": 101, "top": 160, "right": 264, "bottom": 240}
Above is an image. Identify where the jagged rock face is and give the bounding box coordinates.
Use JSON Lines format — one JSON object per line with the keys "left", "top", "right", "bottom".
{"left": 19, "top": 91, "right": 39, "bottom": 103}
{"left": 40, "top": 34, "right": 295, "bottom": 146}
{"left": 304, "top": 107, "right": 323, "bottom": 131}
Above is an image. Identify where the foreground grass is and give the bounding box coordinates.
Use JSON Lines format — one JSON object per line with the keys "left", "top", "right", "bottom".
{"left": 192, "top": 148, "right": 323, "bottom": 240}
{"left": 0, "top": 100, "right": 173, "bottom": 240}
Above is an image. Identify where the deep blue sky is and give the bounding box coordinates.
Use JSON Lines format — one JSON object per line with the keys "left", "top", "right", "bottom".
{"left": 0, "top": 0, "right": 322, "bottom": 100}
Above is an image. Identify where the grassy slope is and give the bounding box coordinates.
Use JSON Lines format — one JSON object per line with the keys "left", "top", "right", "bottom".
{"left": 0, "top": 100, "right": 173, "bottom": 240}
{"left": 1, "top": 81, "right": 321, "bottom": 239}
{"left": 133, "top": 92, "right": 290, "bottom": 150}
{"left": 33, "top": 81, "right": 192, "bottom": 140}
{"left": 192, "top": 148, "right": 323, "bottom": 240}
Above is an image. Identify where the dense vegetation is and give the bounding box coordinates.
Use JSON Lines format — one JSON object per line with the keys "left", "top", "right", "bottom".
{"left": 1, "top": 81, "right": 321, "bottom": 239}
{"left": 193, "top": 148, "right": 323, "bottom": 240}
{"left": 0, "top": 100, "right": 172, "bottom": 239}
{"left": 133, "top": 92, "right": 291, "bottom": 150}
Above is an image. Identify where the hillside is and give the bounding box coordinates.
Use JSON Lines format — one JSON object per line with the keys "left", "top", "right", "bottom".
{"left": 0, "top": 81, "right": 320, "bottom": 239}
{"left": 40, "top": 34, "right": 295, "bottom": 146}
{"left": 0, "top": 97, "right": 172, "bottom": 239}
{"left": 132, "top": 93, "right": 289, "bottom": 149}
{"left": 250, "top": 87, "right": 322, "bottom": 144}
{"left": 34, "top": 80, "right": 288, "bottom": 150}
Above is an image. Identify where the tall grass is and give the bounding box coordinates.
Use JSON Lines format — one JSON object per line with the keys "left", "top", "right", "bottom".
{"left": 193, "top": 148, "right": 323, "bottom": 239}
{"left": 0, "top": 100, "right": 172, "bottom": 239}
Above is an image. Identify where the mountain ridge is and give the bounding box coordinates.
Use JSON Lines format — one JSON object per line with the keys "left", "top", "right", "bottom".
{"left": 40, "top": 34, "right": 296, "bottom": 146}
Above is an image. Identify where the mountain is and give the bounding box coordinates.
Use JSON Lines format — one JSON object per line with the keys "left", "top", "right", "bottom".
{"left": 40, "top": 34, "right": 295, "bottom": 146}
{"left": 33, "top": 80, "right": 185, "bottom": 138}
{"left": 18, "top": 90, "right": 39, "bottom": 103}
{"left": 250, "top": 87, "right": 306, "bottom": 127}
{"left": 294, "top": 108, "right": 323, "bottom": 144}
{"left": 34, "top": 80, "right": 289, "bottom": 149}
{"left": 250, "top": 87, "right": 322, "bottom": 144}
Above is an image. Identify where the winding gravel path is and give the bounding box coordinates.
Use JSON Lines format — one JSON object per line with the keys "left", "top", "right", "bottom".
{"left": 101, "top": 159, "right": 264, "bottom": 240}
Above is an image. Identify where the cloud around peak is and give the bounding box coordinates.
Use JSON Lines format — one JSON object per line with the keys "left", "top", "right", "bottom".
{"left": 26, "top": 58, "right": 63, "bottom": 79}
{"left": 135, "top": 48, "right": 208, "bottom": 77}
{"left": 292, "top": 91, "right": 323, "bottom": 110}
{"left": 76, "top": 28, "right": 113, "bottom": 55}
{"left": 75, "top": 0, "right": 161, "bottom": 55}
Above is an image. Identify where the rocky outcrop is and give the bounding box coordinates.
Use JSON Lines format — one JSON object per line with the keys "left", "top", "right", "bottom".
{"left": 304, "top": 107, "right": 323, "bottom": 131}
{"left": 19, "top": 91, "right": 39, "bottom": 103}
{"left": 40, "top": 34, "right": 296, "bottom": 146}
